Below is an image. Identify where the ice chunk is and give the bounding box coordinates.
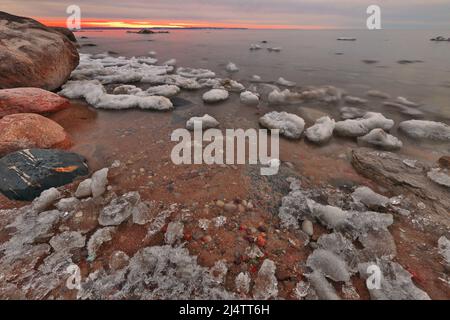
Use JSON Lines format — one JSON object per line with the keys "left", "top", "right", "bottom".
{"left": 87, "top": 227, "right": 116, "bottom": 261}
{"left": 399, "top": 120, "right": 450, "bottom": 141}
{"left": 202, "top": 89, "right": 229, "bottom": 103}
{"left": 252, "top": 259, "right": 278, "bottom": 300}
{"left": 307, "top": 200, "right": 349, "bottom": 229}
{"left": 91, "top": 168, "right": 109, "bottom": 198}
{"left": 357, "top": 129, "right": 403, "bottom": 151}
{"left": 366, "top": 90, "right": 391, "bottom": 99}
{"left": 340, "top": 106, "right": 367, "bottom": 120}
{"left": 306, "top": 249, "right": 351, "bottom": 282}
{"left": 306, "top": 271, "right": 341, "bottom": 300}
{"left": 177, "top": 67, "right": 215, "bottom": 79}
{"left": 268, "top": 89, "right": 302, "bottom": 105}
{"left": 383, "top": 102, "right": 424, "bottom": 116}
{"left": 305, "top": 116, "right": 335, "bottom": 144}
{"left": 98, "top": 192, "right": 141, "bottom": 226}
{"left": 165, "top": 221, "right": 184, "bottom": 245}
{"left": 226, "top": 62, "right": 239, "bottom": 72}
{"left": 335, "top": 112, "right": 394, "bottom": 137}
{"left": 49, "top": 231, "right": 86, "bottom": 252}
{"left": 352, "top": 186, "right": 389, "bottom": 209}
{"left": 267, "top": 47, "right": 282, "bottom": 52}
{"left": 235, "top": 272, "right": 251, "bottom": 294}
{"left": 145, "top": 85, "right": 180, "bottom": 97}
{"left": 31, "top": 188, "right": 61, "bottom": 213}
{"left": 259, "top": 111, "right": 305, "bottom": 139}
{"left": 240, "top": 91, "right": 259, "bottom": 106}
{"left": 427, "top": 168, "right": 450, "bottom": 187}
{"left": 186, "top": 114, "right": 219, "bottom": 131}
{"left": 250, "top": 44, "right": 262, "bottom": 50}
{"left": 396, "top": 96, "right": 420, "bottom": 108}
{"left": 344, "top": 96, "right": 368, "bottom": 105}
{"left": 163, "top": 58, "right": 177, "bottom": 66}
{"left": 276, "top": 77, "right": 296, "bottom": 87}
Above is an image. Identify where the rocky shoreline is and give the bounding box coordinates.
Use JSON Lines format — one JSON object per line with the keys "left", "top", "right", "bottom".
{"left": 0, "top": 11, "right": 449, "bottom": 300}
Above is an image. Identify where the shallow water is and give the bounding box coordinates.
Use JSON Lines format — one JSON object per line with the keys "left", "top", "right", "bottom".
{"left": 59, "top": 29, "right": 450, "bottom": 188}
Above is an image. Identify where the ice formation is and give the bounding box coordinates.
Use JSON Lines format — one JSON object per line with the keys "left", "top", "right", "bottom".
{"left": 259, "top": 111, "right": 305, "bottom": 139}
{"left": 276, "top": 77, "right": 296, "bottom": 87}
{"left": 305, "top": 116, "right": 335, "bottom": 144}
{"left": 226, "top": 62, "right": 239, "bottom": 72}
{"left": 240, "top": 91, "right": 260, "bottom": 106}
{"left": 335, "top": 112, "right": 395, "bottom": 137}
{"left": 399, "top": 120, "right": 450, "bottom": 141}
{"left": 357, "top": 129, "right": 403, "bottom": 150}
{"left": 202, "top": 89, "right": 229, "bottom": 103}
{"left": 186, "top": 114, "right": 220, "bottom": 131}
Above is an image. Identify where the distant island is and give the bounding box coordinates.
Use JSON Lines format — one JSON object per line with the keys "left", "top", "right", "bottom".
{"left": 74, "top": 27, "right": 248, "bottom": 31}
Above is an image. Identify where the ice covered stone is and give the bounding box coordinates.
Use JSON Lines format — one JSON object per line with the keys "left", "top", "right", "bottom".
{"left": 383, "top": 101, "right": 424, "bottom": 116}
{"left": 87, "top": 227, "right": 116, "bottom": 261}
{"left": 145, "top": 84, "right": 180, "bottom": 97}
{"left": 366, "top": 90, "right": 390, "bottom": 99}
{"left": 202, "top": 89, "right": 229, "bottom": 103}
{"left": 399, "top": 120, "right": 450, "bottom": 141}
{"left": 252, "top": 259, "right": 278, "bottom": 300}
{"left": 344, "top": 96, "right": 368, "bottom": 105}
{"left": 351, "top": 186, "right": 390, "bottom": 209}
{"left": 91, "top": 168, "right": 109, "bottom": 198}
{"left": 396, "top": 96, "right": 420, "bottom": 108}
{"left": 55, "top": 197, "right": 81, "bottom": 212}
{"left": 306, "top": 270, "right": 340, "bottom": 300}
{"left": 31, "top": 188, "right": 61, "bottom": 212}
{"left": 235, "top": 272, "right": 251, "bottom": 294}
{"left": 98, "top": 192, "right": 141, "bottom": 226}
{"left": 165, "top": 221, "right": 184, "bottom": 245}
{"left": 75, "top": 178, "right": 92, "bottom": 198}
{"left": 177, "top": 67, "right": 215, "bottom": 79}
{"left": 340, "top": 106, "right": 366, "bottom": 120}
{"left": 186, "top": 114, "right": 219, "bottom": 131}
{"left": 163, "top": 58, "right": 177, "bottom": 66}
{"left": 357, "top": 129, "right": 403, "bottom": 150}
{"left": 259, "top": 111, "right": 305, "bottom": 139}
{"left": 226, "top": 62, "right": 239, "bottom": 72}
{"left": 276, "top": 77, "right": 296, "bottom": 87}
{"left": 427, "top": 168, "right": 450, "bottom": 188}
{"left": 335, "top": 112, "right": 394, "bottom": 137}
{"left": 49, "top": 231, "right": 85, "bottom": 252}
{"left": 240, "top": 91, "right": 259, "bottom": 106}
{"left": 305, "top": 116, "right": 335, "bottom": 144}
{"left": 306, "top": 249, "right": 351, "bottom": 282}
{"left": 268, "top": 89, "right": 302, "bottom": 105}
{"left": 209, "top": 260, "right": 228, "bottom": 284}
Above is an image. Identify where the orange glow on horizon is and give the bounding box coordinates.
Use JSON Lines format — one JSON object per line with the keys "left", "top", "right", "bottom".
{"left": 35, "top": 17, "right": 333, "bottom": 30}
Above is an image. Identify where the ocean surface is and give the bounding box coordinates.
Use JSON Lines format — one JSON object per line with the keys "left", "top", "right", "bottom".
{"left": 55, "top": 29, "right": 450, "bottom": 182}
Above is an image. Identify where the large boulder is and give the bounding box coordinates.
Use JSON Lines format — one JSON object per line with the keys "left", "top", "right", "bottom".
{"left": 0, "top": 148, "right": 88, "bottom": 201}
{"left": 0, "top": 12, "right": 79, "bottom": 90}
{"left": 50, "top": 27, "right": 77, "bottom": 42}
{"left": 0, "top": 113, "right": 71, "bottom": 157}
{"left": 0, "top": 88, "right": 70, "bottom": 118}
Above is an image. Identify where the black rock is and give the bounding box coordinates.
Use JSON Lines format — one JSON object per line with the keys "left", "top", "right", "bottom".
{"left": 0, "top": 149, "right": 88, "bottom": 201}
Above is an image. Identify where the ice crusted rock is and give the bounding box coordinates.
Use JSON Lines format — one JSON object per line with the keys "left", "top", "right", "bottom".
{"left": 300, "top": 85, "right": 344, "bottom": 104}
{"left": 210, "top": 260, "right": 228, "bottom": 284}
{"left": 427, "top": 168, "right": 450, "bottom": 188}
{"left": 49, "top": 231, "right": 85, "bottom": 252}
{"left": 383, "top": 102, "right": 424, "bottom": 116}
{"left": 226, "top": 62, "right": 239, "bottom": 72}
{"left": 98, "top": 192, "right": 141, "bottom": 226}
{"left": 316, "top": 232, "right": 359, "bottom": 271}
{"left": 307, "top": 200, "right": 349, "bottom": 229}
{"left": 202, "top": 89, "right": 229, "bottom": 103}
{"left": 250, "top": 44, "right": 262, "bottom": 50}
{"left": 165, "top": 221, "right": 184, "bottom": 245}
{"left": 240, "top": 91, "right": 259, "bottom": 106}
{"left": 306, "top": 271, "right": 341, "bottom": 300}
{"left": 78, "top": 245, "right": 235, "bottom": 299}
{"left": 75, "top": 178, "right": 92, "bottom": 198}
{"left": 358, "top": 259, "right": 430, "bottom": 300}
{"left": 340, "top": 106, "right": 366, "bottom": 120}
{"left": 268, "top": 89, "right": 302, "bottom": 105}
{"left": 163, "top": 58, "right": 177, "bottom": 66}
{"left": 145, "top": 84, "right": 180, "bottom": 97}
{"left": 305, "top": 116, "right": 335, "bottom": 144}
{"left": 186, "top": 114, "right": 219, "bottom": 131}
{"left": 252, "top": 259, "right": 278, "bottom": 300}
{"left": 306, "top": 249, "right": 351, "bottom": 282}
{"left": 399, "top": 120, "right": 450, "bottom": 141}
{"left": 87, "top": 227, "right": 116, "bottom": 261}
{"left": 267, "top": 47, "right": 282, "bottom": 52}
{"left": 396, "top": 96, "right": 420, "bottom": 108}
{"left": 352, "top": 186, "right": 389, "bottom": 209}
{"left": 60, "top": 80, "right": 173, "bottom": 111}
{"left": 344, "top": 96, "right": 368, "bottom": 105}
{"left": 335, "top": 112, "right": 394, "bottom": 137}
{"left": 259, "top": 111, "right": 305, "bottom": 139}
{"left": 176, "top": 67, "right": 215, "bottom": 79}
{"left": 366, "top": 90, "right": 390, "bottom": 99}
{"left": 55, "top": 197, "right": 81, "bottom": 212}
{"left": 235, "top": 272, "right": 251, "bottom": 294}
{"left": 132, "top": 201, "right": 157, "bottom": 225}
{"left": 31, "top": 188, "right": 61, "bottom": 212}
{"left": 357, "top": 129, "right": 403, "bottom": 151}
{"left": 276, "top": 77, "right": 296, "bottom": 87}
{"left": 438, "top": 236, "right": 450, "bottom": 270}
{"left": 91, "top": 168, "right": 109, "bottom": 198}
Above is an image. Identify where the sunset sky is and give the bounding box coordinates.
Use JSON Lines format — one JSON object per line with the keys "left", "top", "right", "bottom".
{"left": 2, "top": 0, "right": 450, "bottom": 29}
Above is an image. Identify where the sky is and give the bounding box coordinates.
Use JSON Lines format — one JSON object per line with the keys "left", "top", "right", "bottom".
{"left": 2, "top": 0, "right": 450, "bottom": 29}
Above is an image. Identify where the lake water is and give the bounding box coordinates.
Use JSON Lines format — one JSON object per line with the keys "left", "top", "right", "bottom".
{"left": 53, "top": 29, "right": 450, "bottom": 188}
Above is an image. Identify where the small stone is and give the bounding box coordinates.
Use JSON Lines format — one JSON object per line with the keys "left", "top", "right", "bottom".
{"left": 91, "top": 168, "right": 109, "bottom": 198}
{"left": 224, "top": 202, "right": 237, "bottom": 212}
{"left": 31, "top": 187, "right": 61, "bottom": 212}
{"left": 216, "top": 200, "right": 225, "bottom": 208}
{"left": 75, "top": 178, "right": 92, "bottom": 198}
{"left": 302, "top": 220, "right": 314, "bottom": 236}
{"left": 438, "top": 156, "right": 450, "bottom": 169}
{"left": 109, "top": 251, "right": 130, "bottom": 270}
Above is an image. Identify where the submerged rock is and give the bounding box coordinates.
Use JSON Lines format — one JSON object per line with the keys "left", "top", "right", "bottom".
{"left": 305, "top": 116, "right": 335, "bottom": 144}
{"left": 383, "top": 102, "right": 424, "bottom": 116}
{"left": 340, "top": 106, "right": 367, "bottom": 120}
{"left": 344, "top": 96, "right": 368, "bottom": 105}
{"left": 259, "top": 111, "right": 305, "bottom": 139}
{"left": 202, "top": 89, "right": 229, "bottom": 103}
{"left": 399, "top": 120, "right": 450, "bottom": 141}
{"left": 0, "top": 113, "right": 71, "bottom": 157}
{"left": 268, "top": 89, "right": 302, "bottom": 105}
{"left": 357, "top": 128, "right": 403, "bottom": 151}
{"left": 186, "top": 114, "right": 219, "bottom": 130}
{"left": 335, "top": 112, "right": 394, "bottom": 137}
{"left": 366, "top": 90, "right": 391, "bottom": 99}
{"left": 0, "top": 149, "right": 88, "bottom": 201}
{"left": 0, "top": 88, "right": 70, "bottom": 118}
{"left": 0, "top": 12, "right": 79, "bottom": 90}
{"left": 276, "top": 77, "right": 296, "bottom": 87}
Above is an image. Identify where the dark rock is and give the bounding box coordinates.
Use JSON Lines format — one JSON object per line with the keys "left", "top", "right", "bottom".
{"left": 0, "top": 148, "right": 88, "bottom": 201}
{"left": 0, "top": 11, "right": 79, "bottom": 90}
{"left": 438, "top": 156, "right": 450, "bottom": 169}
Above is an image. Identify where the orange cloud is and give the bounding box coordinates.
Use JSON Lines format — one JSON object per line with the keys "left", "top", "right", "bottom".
{"left": 35, "top": 17, "right": 330, "bottom": 30}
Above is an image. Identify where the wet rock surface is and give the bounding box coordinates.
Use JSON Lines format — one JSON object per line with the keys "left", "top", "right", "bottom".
{"left": 0, "top": 149, "right": 88, "bottom": 201}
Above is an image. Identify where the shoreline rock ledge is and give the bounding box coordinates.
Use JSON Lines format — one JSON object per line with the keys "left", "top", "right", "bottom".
{"left": 0, "top": 11, "right": 79, "bottom": 91}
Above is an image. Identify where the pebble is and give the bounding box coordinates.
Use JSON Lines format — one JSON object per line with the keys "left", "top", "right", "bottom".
{"left": 224, "top": 202, "right": 237, "bottom": 212}
{"left": 302, "top": 220, "right": 314, "bottom": 236}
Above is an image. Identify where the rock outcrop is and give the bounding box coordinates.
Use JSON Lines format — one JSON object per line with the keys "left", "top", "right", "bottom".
{"left": 0, "top": 11, "right": 79, "bottom": 90}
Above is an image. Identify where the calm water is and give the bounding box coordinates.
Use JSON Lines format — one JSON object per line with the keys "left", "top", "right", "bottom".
{"left": 58, "top": 29, "right": 450, "bottom": 180}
